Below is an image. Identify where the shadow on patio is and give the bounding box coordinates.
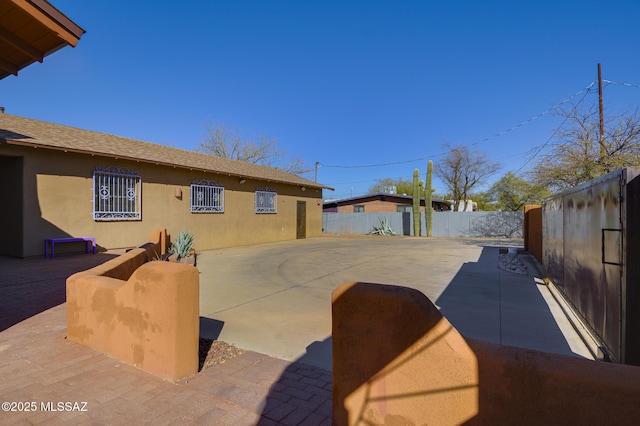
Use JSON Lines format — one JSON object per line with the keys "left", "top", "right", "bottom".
{"left": 253, "top": 243, "right": 588, "bottom": 424}
{"left": 0, "top": 253, "right": 116, "bottom": 332}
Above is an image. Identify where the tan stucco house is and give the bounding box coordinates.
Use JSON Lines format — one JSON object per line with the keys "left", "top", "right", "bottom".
{"left": 0, "top": 112, "right": 331, "bottom": 257}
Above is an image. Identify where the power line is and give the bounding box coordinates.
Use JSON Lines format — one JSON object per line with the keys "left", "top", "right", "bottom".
{"left": 320, "top": 81, "right": 598, "bottom": 169}
{"left": 511, "top": 82, "right": 595, "bottom": 174}
{"left": 470, "top": 81, "right": 597, "bottom": 147}
{"left": 324, "top": 178, "right": 389, "bottom": 185}
{"left": 510, "top": 78, "right": 640, "bottom": 175}
{"left": 511, "top": 77, "right": 640, "bottom": 174}
{"left": 603, "top": 80, "right": 640, "bottom": 89}
{"left": 320, "top": 155, "right": 438, "bottom": 169}
{"left": 325, "top": 173, "right": 430, "bottom": 186}
{"left": 322, "top": 77, "right": 640, "bottom": 190}
{"left": 511, "top": 115, "right": 571, "bottom": 175}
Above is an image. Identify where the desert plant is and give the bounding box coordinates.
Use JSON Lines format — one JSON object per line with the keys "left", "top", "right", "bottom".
{"left": 425, "top": 160, "right": 433, "bottom": 237}
{"left": 413, "top": 168, "right": 421, "bottom": 236}
{"left": 369, "top": 217, "right": 396, "bottom": 236}
{"left": 170, "top": 231, "right": 195, "bottom": 259}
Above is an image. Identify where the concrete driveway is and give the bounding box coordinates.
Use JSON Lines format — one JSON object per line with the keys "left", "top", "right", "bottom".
{"left": 197, "top": 236, "right": 592, "bottom": 371}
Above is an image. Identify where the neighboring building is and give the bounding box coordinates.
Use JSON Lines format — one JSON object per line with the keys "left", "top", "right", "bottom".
{"left": 452, "top": 200, "right": 478, "bottom": 212}
{"left": 0, "top": 113, "right": 331, "bottom": 257}
{"left": 323, "top": 193, "right": 452, "bottom": 213}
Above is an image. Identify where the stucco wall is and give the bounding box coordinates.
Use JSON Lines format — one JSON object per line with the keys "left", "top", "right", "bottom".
{"left": 332, "top": 281, "right": 640, "bottom": 425}
{"left": 3, "top": 145, "right": 324, "bottom": 257}
{"left": 67, "top": 250, "right": 199, "bottom": 381}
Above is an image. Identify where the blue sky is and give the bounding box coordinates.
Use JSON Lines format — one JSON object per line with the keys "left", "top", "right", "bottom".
{"left": 3, "top": 1, "right": 640, "bottom": 200}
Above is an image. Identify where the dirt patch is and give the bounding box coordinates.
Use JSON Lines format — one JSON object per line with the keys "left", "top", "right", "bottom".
{"left": 199, "top": 338, "right": 244, "bottom": 371}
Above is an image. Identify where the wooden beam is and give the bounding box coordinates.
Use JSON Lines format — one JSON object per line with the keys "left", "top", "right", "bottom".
{"left": 9, "top": 0, "right": 85, "bottom": 47}
{"left": 0, "top": 26, "right": 43, "bottom": 62}
{"left": 0, "top": 57, "right": 19, "bottom": 76}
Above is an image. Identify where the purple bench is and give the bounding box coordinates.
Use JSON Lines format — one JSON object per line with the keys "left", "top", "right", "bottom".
{"left": 45, "top": 237, "right": 96, "bottom": 258}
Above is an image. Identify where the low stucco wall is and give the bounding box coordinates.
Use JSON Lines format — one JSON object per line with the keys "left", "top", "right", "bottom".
{"left": 66, "top": 231, "right": 198, "bottom": 382}
{"left": 332, "top": 282, "right": 640, "bottom": 425}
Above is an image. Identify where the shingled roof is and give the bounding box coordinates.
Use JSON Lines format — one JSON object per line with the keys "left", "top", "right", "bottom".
{"left": 0, "top": 113, "right": 331, "bottom": 189}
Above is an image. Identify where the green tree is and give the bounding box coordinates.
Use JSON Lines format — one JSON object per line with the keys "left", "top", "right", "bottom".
{"left": 435, "top": 145, "right": 500, "bottom": 211}
{"left": 469, "top": 191, "right": 497, "bottom": 211}
{"left": 199, "top": 122, "right": 307, "bottom": 175}
{"left": 368, "top": 177, "right": 424, "bottom": 196}
{"left": 531, "top": 104, "right": 640, "bottom": 191}
{"left": 486, "top": 172, "right": 551, "bottom": 211}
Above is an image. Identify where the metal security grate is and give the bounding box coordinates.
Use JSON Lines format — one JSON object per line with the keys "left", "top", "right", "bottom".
{"left": 93, "top": 166, "right": 141, "bottom": 221}
{"left": 255, "top": 187, "right": 277, "bottom": 213}
{"left": 191, "top": 180, "right": 224, "bottom": 212}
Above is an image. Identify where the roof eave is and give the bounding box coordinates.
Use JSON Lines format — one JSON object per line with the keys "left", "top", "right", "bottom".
{"left": 2, "top": 138, "right": 333, "bottom": 190}
{"left": 0, "top": 0, "right": 85, "bottom": 79}
{"left": 12, "top": 0, "right": 86, "bottom": 45}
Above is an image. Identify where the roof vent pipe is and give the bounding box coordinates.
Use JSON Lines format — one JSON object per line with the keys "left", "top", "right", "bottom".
{"left": 0, "top": 107, "right": 5, "bottom": 114}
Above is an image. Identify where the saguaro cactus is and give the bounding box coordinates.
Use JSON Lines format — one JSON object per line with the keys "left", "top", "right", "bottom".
{"left": 413, "top": 168, "right": 421, "bottom": 236}
{"left": 425, "top": 160, "right": 433, "bottom": 237}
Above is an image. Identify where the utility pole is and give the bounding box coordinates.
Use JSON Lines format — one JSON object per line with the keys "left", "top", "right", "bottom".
{"left": 598, "top": 63, "right": 606, "bottom": 169}
{"left": 314, "top": 161, "right": 319, "bottom": 182}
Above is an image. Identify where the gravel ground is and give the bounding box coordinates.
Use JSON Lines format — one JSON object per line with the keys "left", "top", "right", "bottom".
{"left": 199, "top": 338, "right": 244, "bottom": 371}
{"left": 497, "top": 249, "right": 544, "bottom": 277}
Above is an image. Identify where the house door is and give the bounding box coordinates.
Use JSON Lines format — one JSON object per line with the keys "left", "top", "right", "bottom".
{"left": 296, "top": 201, "right": 306, "bottom": 239}
{"left": 0, "top": 156, "right": 23, "bottom": 256}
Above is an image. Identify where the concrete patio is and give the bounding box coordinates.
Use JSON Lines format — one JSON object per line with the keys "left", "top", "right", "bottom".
{"left": 197, "top": 236, "right": 592, "bottom": 370}
{"left": 0, "top": 236, "right": 593, "bottom": 424}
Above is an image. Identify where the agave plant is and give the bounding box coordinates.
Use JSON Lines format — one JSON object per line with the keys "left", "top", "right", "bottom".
{"left": 170, "top": 231, "right": 195, "bottom": 259}
{"left": 369, "top": 217, "right": 396, "bottom": 236}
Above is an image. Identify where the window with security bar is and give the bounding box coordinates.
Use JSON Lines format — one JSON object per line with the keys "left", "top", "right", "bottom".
{"left": 93, "top": 166, "right": 141, "bottom": 221}
{"left": 191, "top": 180, "right": 224, "bottom": 212}
{"left": 255, "top": 187, "right": 277, "bottom": 213}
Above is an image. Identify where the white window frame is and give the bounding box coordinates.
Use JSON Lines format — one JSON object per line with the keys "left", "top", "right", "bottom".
{"left": 93, "top": 166, "right": 141, "bottom": 221}
{"left": 255, "top": 187, "right": 277, "bottom": 213}
{"left": 190, "top": 179, "right": 224, "bottom": 213}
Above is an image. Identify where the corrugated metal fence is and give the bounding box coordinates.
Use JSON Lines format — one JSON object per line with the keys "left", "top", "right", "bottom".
{"left": 542, "top": 167, "right": 640, "bottom": 365}
{"left": 322, "top": 211, "right": 523, "bottom": 238}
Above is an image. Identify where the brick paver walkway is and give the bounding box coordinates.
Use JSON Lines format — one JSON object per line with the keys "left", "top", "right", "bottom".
{"left": 0, "top": 255, "right": 331, "bottom": 425}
